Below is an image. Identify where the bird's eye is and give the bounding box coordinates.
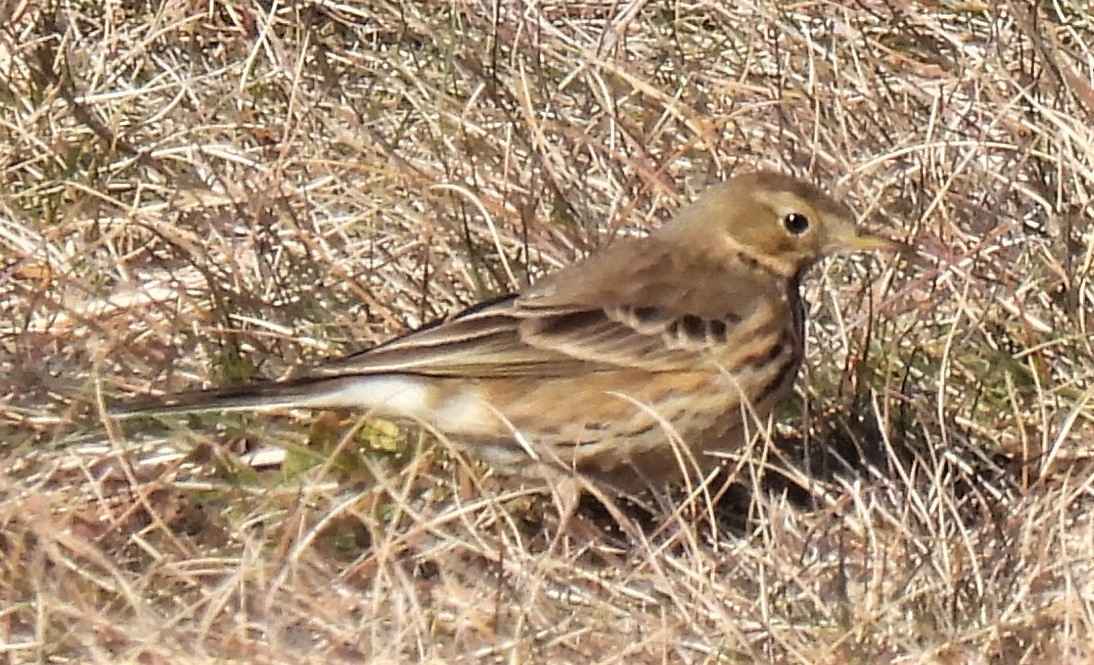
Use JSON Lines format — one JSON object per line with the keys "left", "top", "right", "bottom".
{"left": 783, "top": 213, "right": 811, "bottom": 235}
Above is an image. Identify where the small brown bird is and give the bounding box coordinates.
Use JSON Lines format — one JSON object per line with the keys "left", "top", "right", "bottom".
{"left": 115, "top": 172, "right": 898, "bottom": 495}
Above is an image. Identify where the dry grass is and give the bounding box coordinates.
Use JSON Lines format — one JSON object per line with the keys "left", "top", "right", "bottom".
{"left": 2, "top": 1, "right": 1094, "bottom": 662}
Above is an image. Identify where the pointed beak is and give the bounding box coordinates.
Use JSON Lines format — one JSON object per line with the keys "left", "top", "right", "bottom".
{"left": 839, "top": 228, "right": 908, "bottom": 253}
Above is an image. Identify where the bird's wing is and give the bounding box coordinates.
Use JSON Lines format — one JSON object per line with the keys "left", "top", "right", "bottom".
{"left": 513, "top": 302, "right": 741, "bottom": 371}
{"left": 306, "top": 241, "right": 779, "bottom": 379}
{"left": 306, "top": 293, "right": 596, "bottom": 378}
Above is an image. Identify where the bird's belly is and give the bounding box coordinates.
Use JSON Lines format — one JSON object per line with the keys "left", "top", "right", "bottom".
{"left": 477, "top": 360, "right": 796, "bottom": 490}
{"left": 360, "top": 350, "right": 800, "bottom": 491}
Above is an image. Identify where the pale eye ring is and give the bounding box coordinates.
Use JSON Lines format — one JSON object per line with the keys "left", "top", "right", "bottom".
{"left": 783, "top": 212, "right": 811, "bottom": 235}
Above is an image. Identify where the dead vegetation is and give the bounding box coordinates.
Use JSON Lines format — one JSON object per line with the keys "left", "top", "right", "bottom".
{"left": 1, "top": 1, "right": 1093, "bottom": 662}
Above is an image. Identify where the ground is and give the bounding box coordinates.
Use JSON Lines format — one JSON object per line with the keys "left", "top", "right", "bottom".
{"left": 2, "top": 1, "right": 1093, "bottom": 663}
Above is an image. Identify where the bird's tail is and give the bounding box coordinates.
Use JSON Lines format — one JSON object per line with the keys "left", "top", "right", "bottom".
{"left": 109, "top": 375, "right": 369, "bottom": 419}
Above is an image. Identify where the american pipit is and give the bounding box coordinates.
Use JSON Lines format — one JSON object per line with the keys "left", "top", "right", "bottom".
{"left": 115, "top": 171, "right": 899, "bottom": 494}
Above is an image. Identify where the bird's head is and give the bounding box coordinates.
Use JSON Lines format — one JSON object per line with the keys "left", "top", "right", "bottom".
{"left": 665, "top": 172, "right": 901, "bottom": 276}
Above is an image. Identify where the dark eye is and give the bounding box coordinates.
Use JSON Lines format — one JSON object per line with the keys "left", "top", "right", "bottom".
{"left": 783, "top": 213, "right": 811, "bottom": 235}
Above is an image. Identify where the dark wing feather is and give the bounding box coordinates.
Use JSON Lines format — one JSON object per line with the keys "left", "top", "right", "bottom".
{"left": 516, "top": 305, "right": 738, "bottom": 371}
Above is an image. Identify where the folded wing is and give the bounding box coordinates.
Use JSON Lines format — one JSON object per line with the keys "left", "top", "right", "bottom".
{"left": 306, "top": 242, "right": 768, "bottom": 379}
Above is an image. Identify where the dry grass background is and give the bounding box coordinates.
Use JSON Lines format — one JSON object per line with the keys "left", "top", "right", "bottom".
{"left": 2, "top": 1, "right": 1093, "bottom": 663}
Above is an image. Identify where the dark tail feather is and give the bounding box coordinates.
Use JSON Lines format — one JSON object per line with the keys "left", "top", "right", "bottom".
{"left": 109, "top": 376, "right": 351, "bottom": 419}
